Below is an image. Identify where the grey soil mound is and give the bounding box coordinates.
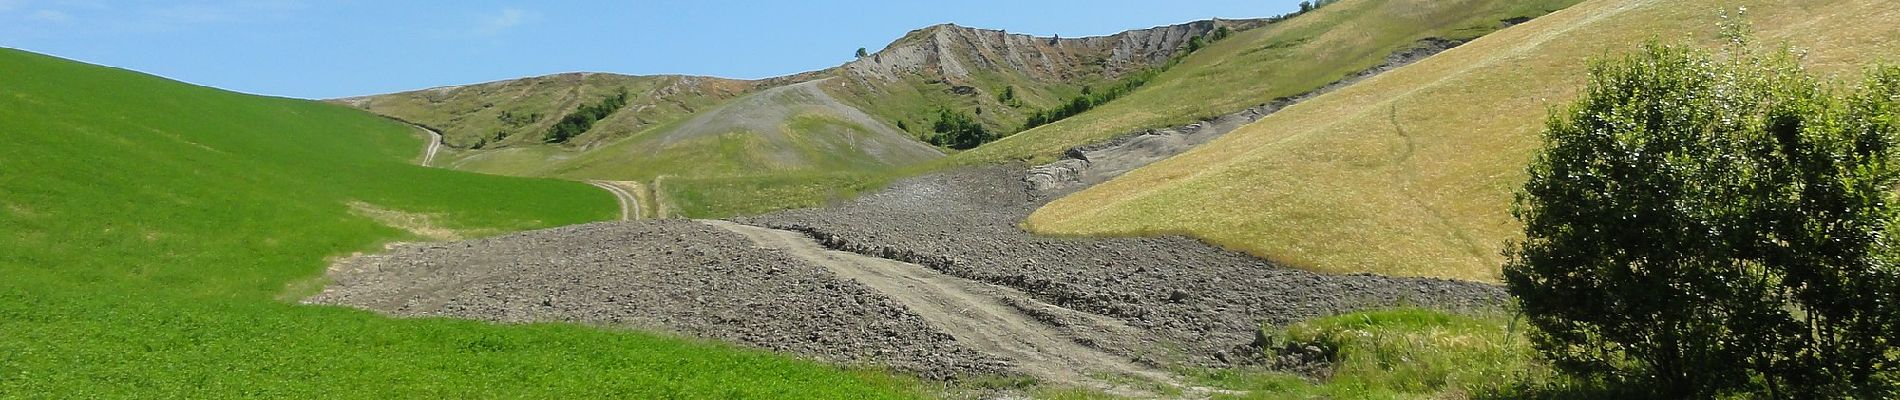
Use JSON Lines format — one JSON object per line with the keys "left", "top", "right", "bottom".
{"left": 304, "top": 220, "right": 1004, "bottom": 378}
{"left": 737, "top": 166, "right": 1505, "bottom": 367}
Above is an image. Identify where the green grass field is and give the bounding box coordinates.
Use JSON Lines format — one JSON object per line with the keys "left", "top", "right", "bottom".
{"left": 1028, "top": 0, "right": 1900, "bottom": 282}
{"left": 1200, "top": 308, "right": 1548, "bottom": 400}
{"left": 0, "top": 48, "right": 927, "bottom": 398}
{"left": 658, "top": 172, "right": 898, "bottom": 218}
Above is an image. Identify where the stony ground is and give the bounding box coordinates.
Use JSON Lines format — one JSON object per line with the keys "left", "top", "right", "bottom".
{"left": 737, "top": 166, "right": 1505, "bottom": 367}
{"left": 308, "top": 168, "right": 1506, "bottom": 387}
{"left": 305, "top": 220, "right": 1005, "bottom": 379}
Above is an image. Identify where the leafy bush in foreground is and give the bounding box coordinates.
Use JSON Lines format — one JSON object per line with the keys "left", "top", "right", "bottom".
{"left": 1506, "top": 37, "right": 1900, "bottom": 398}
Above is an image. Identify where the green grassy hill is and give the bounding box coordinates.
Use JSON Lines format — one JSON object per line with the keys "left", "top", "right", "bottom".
{"left": 1027, "top": 0, "right": 1900, "bottom": 281}
{"left": 535, "top": 79, "right": 944, "bottom": 180}
{"left": 0, "top": 48, "right": 923, "bottom": 398}
{"left": 336, "top": 72, "right": 753, "bottom": 170}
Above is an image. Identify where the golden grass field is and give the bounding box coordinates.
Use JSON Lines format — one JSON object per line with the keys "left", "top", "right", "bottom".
{"left": 1027, "top": 0, "right": 1900, "bottom": 282}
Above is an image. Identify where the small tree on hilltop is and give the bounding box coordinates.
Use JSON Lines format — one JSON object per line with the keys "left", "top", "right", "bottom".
{"left": 856, "top": 47, "right": 869, "bottom": 58}
{"left": 1506, "top": 36, "right": 1900, "bottom": 398}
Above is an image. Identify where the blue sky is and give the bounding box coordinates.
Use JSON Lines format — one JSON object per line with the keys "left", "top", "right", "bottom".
{"left": 0, "top": 1, "right": 1302, "bottom": 99}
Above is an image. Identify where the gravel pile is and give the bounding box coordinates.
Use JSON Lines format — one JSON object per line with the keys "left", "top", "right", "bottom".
{"left": 305, "top": 219, "right": 1005, "bottom": 378}
{"left": 737, "top": 166, "right": 1507, "bottom": 366}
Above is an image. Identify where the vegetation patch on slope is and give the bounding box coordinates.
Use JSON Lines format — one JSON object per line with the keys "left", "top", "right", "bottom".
{"left": 0, "top": 48, "right": 927, "bottom": 398}
{"left": 1028, "top": 0, "right": 1900, "bottom": 281}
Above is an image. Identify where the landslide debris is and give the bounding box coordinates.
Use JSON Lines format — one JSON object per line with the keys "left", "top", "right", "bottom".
{"left": 737, "top": 166, "right": 1505, "bottom": 367}
{"left": 305, "top": 220, "right": 1005, "bottom": 378}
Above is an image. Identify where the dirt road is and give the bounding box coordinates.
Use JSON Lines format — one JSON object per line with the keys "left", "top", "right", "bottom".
{"left": 304, "top": 220, "right": 1006, "bottom": 379}
{"left": 585, "top": 180, "right": 643, "bottom": 221}
{"left": 702, "top": 219, "right": 1185, "bottom": 395}
{"left": 417, "top": 126, "right": 443, "bottom": 167}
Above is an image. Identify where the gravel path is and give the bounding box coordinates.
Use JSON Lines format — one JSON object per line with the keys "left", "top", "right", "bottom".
{"left": 585, "top": 180, "right": 643, "bottom": 221}
{"left": 417, "top": 125, "right": 442, "bottom": 167}
{"left": 704, "top": 220, "right": 1177, "bottom": 393}
{"left": 736, "top": 166, "right": 1507, "bottom": 367}
{"left": 304, "top": 220, "right": 1005, "bottom": 379}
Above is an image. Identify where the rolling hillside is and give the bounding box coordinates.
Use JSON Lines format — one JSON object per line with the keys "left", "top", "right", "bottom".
{"left": 0, "top": 48, "right": 924, "bottom": 397}
{"left": 336, "top": 20, "right": 1256, "bottom": 217}
{"left": 334, "top": 72, "right": 753, "bottom": 172}
{"left": 338, "top": 1, "right": 1582, "bottom": 219}
{"left": 1027, "top": 0, "right": 1900, "bottom": 281}
{"left": 521, "top": 79, "right": 944, "bottom": 179}
{"left": 949, "top": 0, "right": 1582, "bottom": 165}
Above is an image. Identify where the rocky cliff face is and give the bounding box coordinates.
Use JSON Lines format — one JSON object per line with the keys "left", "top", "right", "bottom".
{"left": 843, "top": 19, "right": 1266, "bottom": 83}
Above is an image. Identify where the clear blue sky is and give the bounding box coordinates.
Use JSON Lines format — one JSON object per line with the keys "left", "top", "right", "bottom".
{"left": 0, "top": 1, "right": 1302, "bottom": 99}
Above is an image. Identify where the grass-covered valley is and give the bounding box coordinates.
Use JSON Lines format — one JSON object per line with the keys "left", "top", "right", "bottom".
{"left": 7, "top": 0, "right": 1900, "bottom": 398}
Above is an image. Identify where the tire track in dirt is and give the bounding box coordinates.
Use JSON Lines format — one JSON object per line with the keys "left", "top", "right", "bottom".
{"left": 701, "top": 219, "right": 1207, "bottom": 397}
{"left": 585, "top": 180, "right": 642, "bottom": 221}
{"left": 417, "top": 125, "right": 443, "bottom": 167}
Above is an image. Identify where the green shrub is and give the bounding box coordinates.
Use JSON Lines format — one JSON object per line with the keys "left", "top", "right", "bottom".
{"left": 1506, "top": 36, "right": 1900, "bottom": 398}
{"left": 544, "top": 88, "right": 630, "bottom": 143}
{"left": 930, "top": 108, "right": 991, "bottom": 149}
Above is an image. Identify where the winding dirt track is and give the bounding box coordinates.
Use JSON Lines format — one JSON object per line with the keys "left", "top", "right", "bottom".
{"left": 417, "top": 126, "right": 442, "bottom": 167}
{"left": 701, "top": 220, "right": 1192, "bottom": 395}
{"left": 585, "top": 180, "right": 643, "bottom": 221}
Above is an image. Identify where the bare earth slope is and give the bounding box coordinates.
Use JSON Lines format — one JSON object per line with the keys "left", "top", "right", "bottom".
{"left": 1029, "top": 0, "right": 1900, "bottom": 281}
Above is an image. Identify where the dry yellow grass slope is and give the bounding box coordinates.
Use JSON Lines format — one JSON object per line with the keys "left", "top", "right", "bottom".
{"left": 952, "top": 0, "right": 1578, "bottom": 165}
{"left": 1027, "top": 0, "right": 1900, "bottom": 281}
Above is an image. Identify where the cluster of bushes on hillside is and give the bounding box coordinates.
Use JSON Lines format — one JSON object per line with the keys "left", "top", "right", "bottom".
{"left": 544, "top": 89, "right": 630, "bottom": 143}
{"left": 1020, "top": 74, "right": 1151, "bottom": 131}
{"left": 928, "top": 108, "right": 990, "bottom": 149}
{"left": 996, "top": 85, "right": 1021, "bottom": 108}
{"left": 1507, "top": 32, "right": 1900, "bottom": 398}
